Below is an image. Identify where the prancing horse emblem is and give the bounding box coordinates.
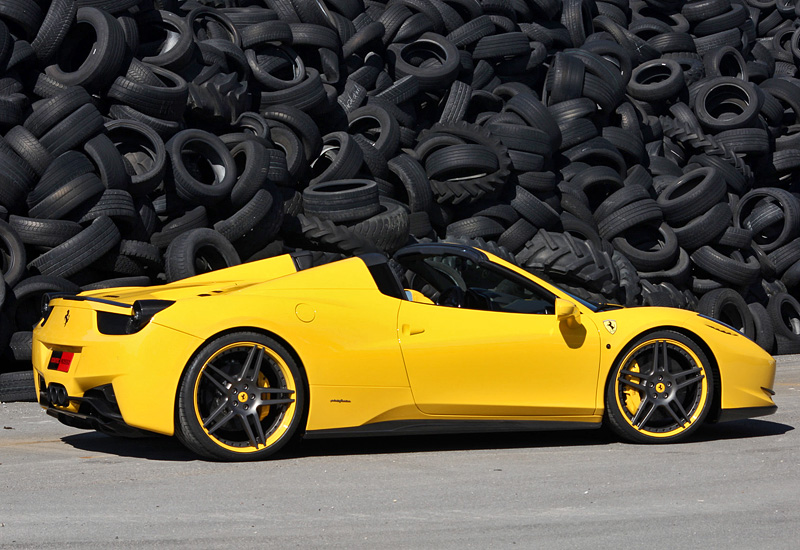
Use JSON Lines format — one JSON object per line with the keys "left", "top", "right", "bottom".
{"left": 603, "top": 319, "right": 617, "bottom": 334}
{"left": 64, "top": 310, "right": 70, "bottom": 326}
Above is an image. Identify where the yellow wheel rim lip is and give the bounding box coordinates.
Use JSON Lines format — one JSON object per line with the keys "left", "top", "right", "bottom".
{"left": 193, "top": 341, "right": 297, "bottom": 453}
{"left": 615, "top": 338, "right": 709, "bottom": 438}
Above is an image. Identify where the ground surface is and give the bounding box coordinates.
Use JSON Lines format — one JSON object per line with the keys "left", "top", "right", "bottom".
{"left": 1, "top": 358, "right": 798, "bottom": 549}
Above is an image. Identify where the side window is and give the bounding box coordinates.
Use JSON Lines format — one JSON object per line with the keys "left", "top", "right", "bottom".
{"left": 401, "top": 254, "right": 556, "bottom": 314}
{"left": 458, "top": 258, "right": 556, "bottom": 314}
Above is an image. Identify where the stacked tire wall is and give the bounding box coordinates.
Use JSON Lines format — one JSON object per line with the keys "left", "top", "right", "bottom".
{"left": 2, "top": 0, "right": 800, "bottom": 399}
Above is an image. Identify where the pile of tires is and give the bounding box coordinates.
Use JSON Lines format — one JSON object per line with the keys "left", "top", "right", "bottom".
{"left": 4, "top": 0, "right": 800, "bottom": 401}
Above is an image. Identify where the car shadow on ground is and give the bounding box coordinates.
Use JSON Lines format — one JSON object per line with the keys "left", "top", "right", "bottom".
{"left": 60, "top": 418, "right": 794, "bottom": 462}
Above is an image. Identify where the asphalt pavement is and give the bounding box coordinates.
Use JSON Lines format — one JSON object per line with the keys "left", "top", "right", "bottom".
{"left": 1, "top": 357, "right": 799, "bottom": 549}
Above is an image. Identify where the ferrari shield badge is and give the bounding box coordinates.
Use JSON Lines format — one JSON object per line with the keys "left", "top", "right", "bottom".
{"left": 603, "top": 319, "right": 617, "bottom": 334}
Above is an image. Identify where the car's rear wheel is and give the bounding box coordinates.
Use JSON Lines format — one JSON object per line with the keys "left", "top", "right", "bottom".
{"left": 606, "top": 330, "right": 714, "bottom": 443}
{"left": 176, "top": 332, "right": 305, "bottom": 461}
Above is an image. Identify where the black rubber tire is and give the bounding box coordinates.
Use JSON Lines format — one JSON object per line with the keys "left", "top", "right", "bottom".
{"left": 612, "top": 222, "right": 679, "bottom": 272}
{"left": 8, "top": 215, "right": 81, "bottom": 249}
{"left": 389, "top": 32, "right": 460, "bottom": 91}
{"left": 150, "top": 206, "right": 209, "bottom": 249}
{"left": 671, "top": 202, "right": 732, "bottom": 251}
{"left": 228, "top": 139, "right": 271, "bottom": 210}
{"left": 445, "top": 216, "right": 505, "bottom": 240}
{"left": 38, "top": 103, "right": 104, "bottom": 157}
{"left": 164, "top": 228, "right": 241, "bottom": 282}
{"left": 175, "top": 331, "right": 306, "bottom": 461}
{"left": 349, "top": 197, "right": 411, "bottom": 253}
{"left": 44, "top": 6, "right": 127, "bottom": 91}
{"left": 748, "top": 302, "right": 775, "bottom": 354}
{"left": 347, "top": 104, "right": 400, "bottom": 157}
{"left": 597, "top": 199, "right": 663, "bottom": 240}
{"left": 0, "top": 218, "right": 26, "bottom": 288}
{"left": 8, "top": 275, "right": 79, "bottom": 331}
{"left": 107, "top": 65, "right": 189, "bottom": 122}
{"left": 28, "top": 172, "right": 105, "bottom": 221}
{"left": 213, "top": 188, "right": 274, "bottom": 243}
{"left": 690, "top": 246, "right": 761, "bottom": 287}
{"left": 137, "top": 10, "right": 195, "bottom": 72}
{"left": 303, "top": 179, "right": 381, "bottom": 223}
{"left": 167, "top": 129, "right": 237, "bottom": 206}
{"left": 657, "top": 167, "right": 726, "bottom": 226}
{"left": 386, "top": 153, "right": 432, "bottom": 214}
{"left": 605, "top": 329, "right": 715, "bottom": 444}
{"left": 76, "top": 189, "right": 138, "bottom": 226}
{"left": 9, "top": 330, "right": 32, "bottom": 361}
{"left": 3, "top": 125, "right": 53, "bottom": 176}
{"left": 768, "top": 293, "right": 800, "bottom": 354}
{"left": 28, "top": 216, "right": 121, "bottom": 279}
{"left": 627, "top": 59, "right": 686, "bottom": 102}
{"left": 263, "top": 105, "right": 322, "bottom": 161}
{"left": 83, "top": 133, "right": 131, "bottom": 191}
{"left": 734, "top": 188, "right": 800, "bottom": 253}
{"left": 31, "top": 0, "right": 76, "bottom": 64}
{"left": 105, "top": 119, "right": 167, "bottom": 198}
{"left": 693, "top": 77, "right": 760, "bottom": 132}
{"left": 0, "top": 370, "right": 36, "bottom": 403}
{"left": 516, "top": 229, "right": 619, "bottom": 296}
{"left": 309, "top": 131, "right": 364, "bottom": 185}
{"left": 510, "top": 186, "right": 561, "bottom": 230}
{"left": 697, "top": 288, "right": 756, "bottom": 339}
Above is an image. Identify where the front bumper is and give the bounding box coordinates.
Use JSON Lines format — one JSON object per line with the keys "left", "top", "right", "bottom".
{"left": 33, "top": 301, "right": 202, "bottom": 436}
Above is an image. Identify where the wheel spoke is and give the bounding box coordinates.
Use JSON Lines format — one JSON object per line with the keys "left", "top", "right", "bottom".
{"left": 257, "top": 397, "right": 295, "bottom": 406}
{"left": 676, "top": 372, "right": 704, "bottom": 390}
{"left": 257, "top": 387, "right": 294, "bottom": 395}
{"left": 632, "top": 399, "right": 657, "bottom": 428}
{"left": 206, "top": 409, "right": 236, "bottom": 434}
{"left": 618, "top": 377, "right": 646, "bottom": 391}
{"left": 251, "top": 412, "right": 267, "bottom": 446}
{"left": 238, "top": 412, "right": 267, "bottom": 447}
{"left": 237, "top": 345, "right": 263, "bottom": 383}
{"left": 204, "top": 364, "right": 234, "bottom": 391}
{"left": 663, "top": 401, "right": 685, "bottom": 426}
{"left": 671, "top": 399, "right": 691, "bottom": 424}
{"left": 202, "top": 398, "right": 230, "bottom": 428}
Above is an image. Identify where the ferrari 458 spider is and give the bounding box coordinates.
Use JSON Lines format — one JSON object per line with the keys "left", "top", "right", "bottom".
{"left": 32, "top": 243, "right": 777, "bottom": 460}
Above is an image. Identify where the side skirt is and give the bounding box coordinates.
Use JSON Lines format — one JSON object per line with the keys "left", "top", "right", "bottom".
{"left": 304, "top": 419, "right": 602, "bottom": 439}
{"left": 717, "top": 405, "right": 778, "bottom": 423}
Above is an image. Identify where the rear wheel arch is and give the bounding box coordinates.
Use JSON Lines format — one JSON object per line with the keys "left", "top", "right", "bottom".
{"left": 173, "top": 326, "right": 310, "bottom": 460}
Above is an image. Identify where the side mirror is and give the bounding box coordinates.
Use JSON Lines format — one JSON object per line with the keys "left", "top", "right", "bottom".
{"left": 556, "top": 298, "right": 581, "bottom": 327}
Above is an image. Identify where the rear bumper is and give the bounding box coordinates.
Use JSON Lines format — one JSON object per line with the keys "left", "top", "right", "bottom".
{"left": 33, "top": 303, "right": 202, "bottom": 435}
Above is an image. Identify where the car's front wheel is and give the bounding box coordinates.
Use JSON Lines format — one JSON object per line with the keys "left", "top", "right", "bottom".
{"left": 176, "top": 332, "right": 305, "bottom": 460}
{"left": 606, "top": 330, "right": 714, "bottom": 443}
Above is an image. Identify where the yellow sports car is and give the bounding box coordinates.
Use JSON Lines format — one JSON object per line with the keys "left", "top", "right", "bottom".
{"left": 32, "top": 243, "right": 777, "bottom": 460}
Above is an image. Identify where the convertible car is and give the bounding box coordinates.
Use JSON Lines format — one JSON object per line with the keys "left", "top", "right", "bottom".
{"left": 32, "top": 243, "right": 777, "bottom": 460}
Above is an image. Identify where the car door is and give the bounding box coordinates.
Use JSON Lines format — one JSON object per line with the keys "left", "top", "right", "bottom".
{"left": 396, "top": 255, "right": 601, "bottom": 417}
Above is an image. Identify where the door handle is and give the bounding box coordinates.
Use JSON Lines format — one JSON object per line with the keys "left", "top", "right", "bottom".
{"left": 401, "top": 324, "right": 425, "bottom": 336}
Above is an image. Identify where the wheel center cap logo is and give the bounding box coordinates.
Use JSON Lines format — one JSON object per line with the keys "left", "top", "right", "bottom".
{"left": 237, "top": 391, "right": 248, "bottom": 403}
{"left": 656, "top": 382, "right": 666, "bottom": 393}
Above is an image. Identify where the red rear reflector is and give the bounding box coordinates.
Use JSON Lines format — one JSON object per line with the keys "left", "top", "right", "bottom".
{"left": 48, "top": 351, "right": 74, "bottom": 373}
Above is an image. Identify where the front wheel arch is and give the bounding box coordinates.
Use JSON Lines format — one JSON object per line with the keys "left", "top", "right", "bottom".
{"left": 603, "top": 325, "right": 722, "bottom": 423}
{"left": 603, "top": 327, "right": 721, "bottom": 443}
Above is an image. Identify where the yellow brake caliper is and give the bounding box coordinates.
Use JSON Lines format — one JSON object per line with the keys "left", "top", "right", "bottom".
{"left": 258, "top": 371, "right": 271, "bottom": 421}
{"left": 623, "top": 361, "right": 642, "bottom": 415}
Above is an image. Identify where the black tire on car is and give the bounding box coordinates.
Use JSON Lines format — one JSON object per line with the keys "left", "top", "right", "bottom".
{"left": 175, "top": 331, "right": 306, "bottom": 461}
